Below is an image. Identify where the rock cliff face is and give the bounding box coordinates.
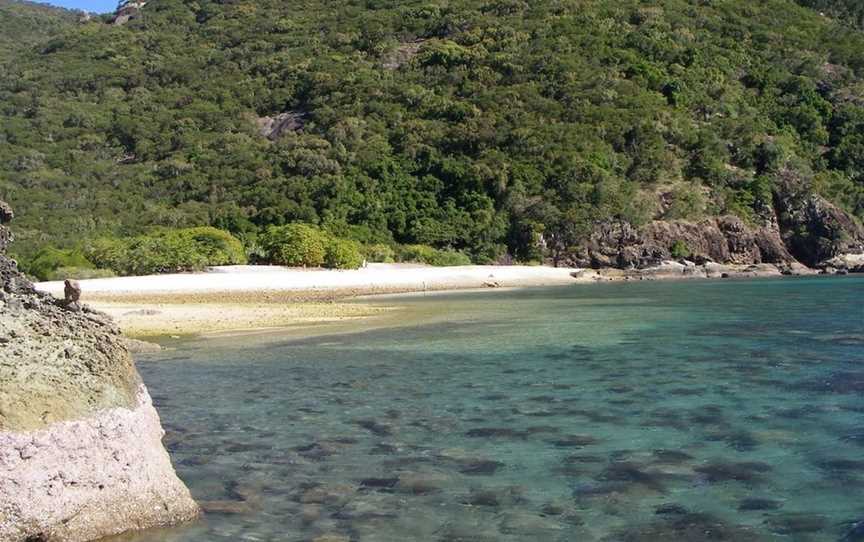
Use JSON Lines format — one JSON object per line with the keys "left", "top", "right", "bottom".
{"left": 0, "top": 200, "right": 198, "bottom": 541}
{"left": 110, "top": 1, "right": 146, "bottom": 25}
{"left": 566, "top": 177, "right": 864, "bottom": 271}
{"left": 566, "top": 215, "right": 794, "bottom": 269}
{"left": 774, "top": 183, "right": 864, "bottom": 266}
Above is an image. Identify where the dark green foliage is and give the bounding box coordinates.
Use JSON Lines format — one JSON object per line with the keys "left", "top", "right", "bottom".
{"left": 670, "top": 240, "right": 691, "bottom": 260}
{"left": 260, "top": 223, "right": 327, "bottom": 267}
{"left": 362, "top": 243, "right": 396, "bottom": 263}
{"left": 795, "top": 0, "right": 864, "bottom": 29}
{"left": 2, "top": 0, "right": 864, "bottom": 266}
{"left": 0, "top": 1, "right": 76, "bottom": 55}
{"left": 84, "top": 227, "right": 246, "bottom": 275}
{"left": 325, "top": 238, "right": 364, "bottom": 269}
{"left": 396, "top": 245, "right": 473, "bottom": 266}
{"left": 665, "top": 184, "right": 706, "bottom": 220}
{"left": 22, "top": 246, "right": 93, "bottom": 280}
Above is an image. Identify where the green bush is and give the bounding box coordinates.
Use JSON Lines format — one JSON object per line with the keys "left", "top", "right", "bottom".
{"left": 325, "top": 238, "right": 364, "bottom": 269}
{"left": 260, "top": 223, "right": 327, "bottom": 267}
{"left": 85, "top": 227, "right": 247, "bottom": 276}
{"left": 670, "top": 240, "right": 691, "bottom": 260}
{"left": 665, "top": 184, "right": 706, "bottom": 220}
{"left": 363, "top": 243, "right": 395, "bottom": 263}
{"left": 124, "top": 234, "right": 208, "bottom": 275}
{"left": 425, "top": 249, "right": 473, "bottom": 267}
{"left": 83, "top": 238, "right": 129, "bottom": 274}
{"left": 173, "top": 227, "right": 247, "bottom": 266}
{"left": 24, "top": 246, "right": 94, "bottom": 281}
{"left": 395, "top": 244, "right": 472, "bottom": 266}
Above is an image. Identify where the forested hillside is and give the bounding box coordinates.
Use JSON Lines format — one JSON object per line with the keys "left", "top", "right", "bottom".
{"left": 795, "top": 0, "right": 864, "bottom": 29}
{"left": 1, "top": 0, "right": 864, "bottom": 273}
{"left": 0, "top": 0, "right": 76, "bottom": 54}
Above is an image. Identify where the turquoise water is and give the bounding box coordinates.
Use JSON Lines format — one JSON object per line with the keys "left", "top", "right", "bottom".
{"left": 117, "top": 277, "right": 863, "bottom": 541}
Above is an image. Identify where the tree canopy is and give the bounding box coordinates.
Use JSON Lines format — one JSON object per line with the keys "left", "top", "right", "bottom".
{"left": 1, "top": 0, "right": 863, "bottom": 267}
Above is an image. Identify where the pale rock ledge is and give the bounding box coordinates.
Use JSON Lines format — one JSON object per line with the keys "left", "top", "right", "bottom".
{"left": 0, "top": 386, "right": 199, "bottom": 542}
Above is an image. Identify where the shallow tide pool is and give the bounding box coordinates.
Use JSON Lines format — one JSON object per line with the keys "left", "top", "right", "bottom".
{"left": 113, "top": 277, "right": 863, "bottom": 541}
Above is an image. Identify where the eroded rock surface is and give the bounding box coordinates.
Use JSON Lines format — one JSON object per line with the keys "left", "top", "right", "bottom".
{"left": 564, "top": 171, "right": 864, "bottom": 271}
{"left": 0, "top": 199, "right": 198, "bottom": 541}
{"left": 775, "top": 189, "right": 864, "bottom": 266}
{"left": 256, "top": 111, "right": 307, "bottom": 140}
{"left": 110, "top": 1, "right": 146, "bottom": 25}
{"left": 567, "top": 215, "right": 794, "bottom": 270}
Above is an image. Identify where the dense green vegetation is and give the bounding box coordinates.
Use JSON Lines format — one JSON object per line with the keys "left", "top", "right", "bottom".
{"left": 21, "top": 221, "right": 468, "bottom": 278}
{"left": 2, "top": 0, "right": 864, "bottom": 271}
{"left": 22, "top": 245, "right": 101, "bottom": 281}
{"left": 795, "top": 0, "right": 864, "bottom": 29}
{"left": 0, "top": 0, "right": 76, "bottom": 55}
{"left": 394, "top": 244, "right": 473, "bottom": 266}
{"left": 18, "top": 226, "right": 248, "bottom": 279}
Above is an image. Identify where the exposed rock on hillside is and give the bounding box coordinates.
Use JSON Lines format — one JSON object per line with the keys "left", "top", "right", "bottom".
{"left": 110, "top": 1, "right": 146, "bottom": 26}
{"left": 774, "top": 187, "right": 864, "bottom": 266}
{"left": 0, "top": 200, "right": 198, "bottom": 541}
{"left": 566, "top": 170, "right": 864, "bottom": 271}
{"left": 566, "top": 216, "right": 794, "bottom": 270}
{"left": 256, "top": 111, "right": 307, "bottom": 140}
{"left": 382, "top": 40, "right": 426, "bottom": 70}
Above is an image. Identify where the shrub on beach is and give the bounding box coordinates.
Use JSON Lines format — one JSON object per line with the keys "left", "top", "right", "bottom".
{"left": 395, "top": 244, "right": 472, "bottom": 266}
{"left": 84, "top": 227, "right": 246, "bottom": 276}
{"left": 123, "top": 234, "right": 209, "bottom": 275}
{"left": 261, "top": 223, "right": 366, "bottom": 269}
{"left": 325, "top": 238, "right": 364, "bottom": 269}
{"left": 175, "top": 227, "right": 247, "bottom": 266}
{"left": 83, "top": 238, "right": 129, "bottom": 274}
{"left": 22, "top": 246, "right": 95, "bottom": 281}
{"left": 260, "top": 223, "right": 328, "bottom": 267}
{"left": 362, "top": 243, "right": 395, "bottom": 263}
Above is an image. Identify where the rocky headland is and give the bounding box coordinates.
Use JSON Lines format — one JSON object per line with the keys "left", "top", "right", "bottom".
{"left": 565, "top": 171, "right": 864, "bottom": 279}
{"left": 0, "top": 200, "right": 198, "bottom": 541}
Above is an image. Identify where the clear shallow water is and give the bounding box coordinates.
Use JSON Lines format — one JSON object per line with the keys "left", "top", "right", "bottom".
{"left": 114, "top": 277, "right": 863, "bottom": 541}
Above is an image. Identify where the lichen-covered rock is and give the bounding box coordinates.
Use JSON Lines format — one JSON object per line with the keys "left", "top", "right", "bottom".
{"left": 0, "top": 199, "right": 198, "bottom": 541}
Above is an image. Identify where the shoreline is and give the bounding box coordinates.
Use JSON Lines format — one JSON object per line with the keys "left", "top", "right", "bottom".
{"left": 34, "top": 261, "right": 845, "bottom": 340}
{"left": 35, "top": 264, "right": 579, "bottom": 339}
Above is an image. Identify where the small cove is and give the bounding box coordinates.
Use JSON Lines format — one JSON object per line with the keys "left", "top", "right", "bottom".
{"left": 111, "top": 277, "right": 863, "bottom": 541}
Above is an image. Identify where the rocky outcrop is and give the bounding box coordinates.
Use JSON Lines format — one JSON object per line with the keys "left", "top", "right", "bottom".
{"left": 566, "top": 215, "right": 794, "bottom": 269}
{"left": 110, "top": 1, "right": 146, "bottom": 25}
{"left": 0, "top": 200, "right": 198, "bottom": 541}
{"left": 565, "top": 171, "right": 864, "bottom": 272}
{"left": 572, "top": 261, "right": 787, "bottom": 282}
{"left": 256, "top": 111, "right": 307, "bottom": 140}
{"left": 774, "top": 186, "right": 864, "bottom": 266}
{"left": 382, "top": 40, "right": 426, "bottom": 70}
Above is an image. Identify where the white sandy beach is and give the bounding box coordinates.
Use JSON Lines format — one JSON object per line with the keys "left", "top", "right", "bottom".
{"left": 36, "top": 263, "right": 579, "bottom": 297}
{"left": 35, "top": 264, "right": 580, "bottom": 338}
